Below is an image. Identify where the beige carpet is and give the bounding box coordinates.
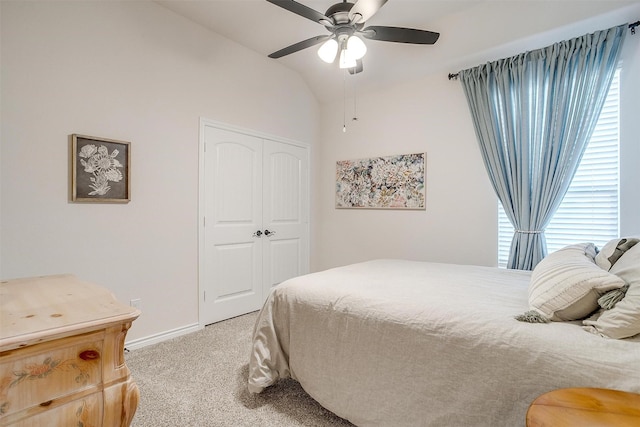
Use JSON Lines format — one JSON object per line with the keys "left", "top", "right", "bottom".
{"left": 125, "top": 311, "right": 353, "bottom": 426}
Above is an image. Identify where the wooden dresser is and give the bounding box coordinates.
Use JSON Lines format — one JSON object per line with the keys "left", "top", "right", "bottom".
{"left": 0, "top": 274, "right": 141, "bottom": 426}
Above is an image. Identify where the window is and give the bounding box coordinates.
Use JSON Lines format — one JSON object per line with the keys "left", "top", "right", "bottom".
{"left": 498, "top": 69, "right": 620, "bottom": 267}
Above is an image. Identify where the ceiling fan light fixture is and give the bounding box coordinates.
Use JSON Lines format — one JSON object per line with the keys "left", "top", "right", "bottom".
{"left": 339, "top": 48, "right": 357, "bottom": 69}
{"left": 317, "top": 38, "right": 339, "bottom": 63}
{"left": 346, "top": 35, "right": 367, "bottom": 60}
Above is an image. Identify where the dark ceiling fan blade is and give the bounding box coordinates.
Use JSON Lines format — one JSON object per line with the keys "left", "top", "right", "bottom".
{"left": 361, "top": 26, "right": 440, "bottom": 44}
{"left": 266, "top": 0, "right": 329, "bottom": 25}
{"left": 348, "top": 0, "right": 388, "bottom": 23}
{"left": 268, "top": 35, "right": 331, "bottom": 58}
{"left": 348, "top": 59, "right": 364, "bottom": 75}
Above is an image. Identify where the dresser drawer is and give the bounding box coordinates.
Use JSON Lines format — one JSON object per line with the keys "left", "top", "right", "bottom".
{"left": 0, "top": 332, "right": 103, "bottom": 419}
{"left": 4, "top": 392, "right": 102, "bottom": 427}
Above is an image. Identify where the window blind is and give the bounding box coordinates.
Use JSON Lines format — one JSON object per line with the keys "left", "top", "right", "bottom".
{"left": 498, "top": 70, "right": 620, "bottom": 267}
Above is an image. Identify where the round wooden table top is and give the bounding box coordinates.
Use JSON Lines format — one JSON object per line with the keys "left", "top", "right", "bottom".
{"left": 526, "top": 387, "right": 640, "bottom": 427}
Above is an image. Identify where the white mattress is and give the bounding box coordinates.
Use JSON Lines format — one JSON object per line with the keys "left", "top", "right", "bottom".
{"left": 248, "top": 259, "right": 640, "bottom": 426}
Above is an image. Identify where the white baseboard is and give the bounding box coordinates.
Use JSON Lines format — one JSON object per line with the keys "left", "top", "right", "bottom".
{"left": 124, "top": 323, "right": 202, "bottom": 351}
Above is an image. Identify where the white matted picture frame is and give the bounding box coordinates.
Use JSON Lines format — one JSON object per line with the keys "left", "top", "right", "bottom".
{"left": 71, "top": 134, "right": 131, "bottom": 203}
{"left": 336, "top": 152, "right": 426, "bottom": 210}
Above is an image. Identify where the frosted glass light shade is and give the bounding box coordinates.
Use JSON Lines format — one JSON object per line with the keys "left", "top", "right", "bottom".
{"left": 347, "top": 36, "right": 367, "bottom": 60}
{"left": 339, "top": 49, "right": 357, "bottom": 69}
{"left": 317, "top": 39, "right": 339, "bottom": 63}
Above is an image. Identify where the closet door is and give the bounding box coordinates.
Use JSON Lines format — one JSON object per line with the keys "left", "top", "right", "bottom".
{"left": 262, "top": 140, "right": 309, "bottom": 297}
{"left": 200, "top": 122, "right": 310, "bottom": 326}
{"left": 202, "top": 126, "right": 263, "bottom": 325}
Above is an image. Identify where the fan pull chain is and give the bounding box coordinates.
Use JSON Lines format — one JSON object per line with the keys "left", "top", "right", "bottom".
{"left": 352, "top": 74, "right": 358, "bottom": 122}
{"left": 343, "top": 70, "right": 347, "bottom": 132}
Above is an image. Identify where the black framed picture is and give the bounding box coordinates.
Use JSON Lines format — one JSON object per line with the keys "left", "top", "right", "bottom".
{"left": 71, "top": 134, "right": 131, "bottom": 203}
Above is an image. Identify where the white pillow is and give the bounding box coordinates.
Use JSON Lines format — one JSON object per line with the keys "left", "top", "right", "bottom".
{"left": 595, "top": 237, "right": 639, "bottom": 271}
{"left": 527, "top": 243, "right": 626, "bottom": 321}
{"left": 583, "top": 242, "right": 640, "bottom": 339}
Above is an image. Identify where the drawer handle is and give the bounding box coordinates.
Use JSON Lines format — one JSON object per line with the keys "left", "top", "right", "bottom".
{"left": 79, "top": 350, "right": 100, "bottom": 361}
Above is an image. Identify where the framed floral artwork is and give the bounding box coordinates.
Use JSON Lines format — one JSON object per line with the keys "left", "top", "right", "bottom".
{"left": 71, "top": 134, "right": 131, "bottom": 203}
{"left": 336, "top": 152, "right": 426, "bottom": 209}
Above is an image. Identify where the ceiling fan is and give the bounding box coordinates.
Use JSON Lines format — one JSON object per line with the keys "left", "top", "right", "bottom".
{"left": 266, "top": 0, "right": 440, "bottom": 74}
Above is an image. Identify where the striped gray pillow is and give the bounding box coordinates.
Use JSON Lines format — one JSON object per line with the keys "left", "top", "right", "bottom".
{"left": 526, "top": 243, "right": 626, "bottom": 321}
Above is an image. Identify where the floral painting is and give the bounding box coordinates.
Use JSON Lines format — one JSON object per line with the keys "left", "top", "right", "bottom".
{"left": 71, "top": 134, "right": 130, "bottom": 203}
{"left": 336, "top": 152, "right": 426, "bottom": 209}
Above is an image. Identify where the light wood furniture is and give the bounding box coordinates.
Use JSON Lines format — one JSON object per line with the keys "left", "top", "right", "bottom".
{"left": 0, "top": 274, "right": 140, "bottom": 426}
{"left": 527, "top": 387, "right": 640, "bottom": 426}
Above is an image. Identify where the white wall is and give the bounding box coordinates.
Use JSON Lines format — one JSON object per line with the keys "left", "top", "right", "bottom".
{"left": 315, "top": 74, "right": 497, "bottom": 271}
{"left": 619, "top": 15, "right": 640, "bottom": 236}
{"left": 0, "top": 1, "right": 319, "bottom": 342}
{"left": 314, "top": 4, "right": 640, "bottom": 271}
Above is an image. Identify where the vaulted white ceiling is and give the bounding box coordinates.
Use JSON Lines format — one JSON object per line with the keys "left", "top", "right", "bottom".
{"left": 156, "top": 0, "right": 638, "bottom": 104}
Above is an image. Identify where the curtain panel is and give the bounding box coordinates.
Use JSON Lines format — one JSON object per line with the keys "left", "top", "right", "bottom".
{"left": 459, "top": 24, "right": 627, "bottom": 270}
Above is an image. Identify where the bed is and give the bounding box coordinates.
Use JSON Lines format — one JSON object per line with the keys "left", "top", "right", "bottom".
{"left": 247, "top": 254, "right": 640, "bottom": 426}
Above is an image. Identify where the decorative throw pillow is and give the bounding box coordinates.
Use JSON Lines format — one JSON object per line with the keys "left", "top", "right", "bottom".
{"left": 516, "top": 243, "right": 626, "bottom": 323}
{"left": 583, "top": 242, "right": 640, "bottom": 339}
{"left": 595, "top": 237, "right": 640, "bottom": 271}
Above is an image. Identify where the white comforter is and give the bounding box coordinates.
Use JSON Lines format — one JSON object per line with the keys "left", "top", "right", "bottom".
{"left": 248, "top": 259, "right": 640, "bottom": 426}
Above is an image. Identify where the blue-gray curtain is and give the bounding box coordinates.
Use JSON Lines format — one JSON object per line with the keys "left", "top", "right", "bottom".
{"left": 459, "top": 24, "right": 627, "bottom": 270}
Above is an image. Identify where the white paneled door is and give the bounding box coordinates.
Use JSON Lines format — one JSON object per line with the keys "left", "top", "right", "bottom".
{"left": 200, "top": 123, "right": 309, "bottom": 326}
{"left": 262, "top": 139, "right": 309, "bottom": 296}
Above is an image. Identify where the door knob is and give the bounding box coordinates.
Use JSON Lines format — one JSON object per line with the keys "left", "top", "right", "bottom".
{"left": 264, "top": 229, "right": 276, "bottom": 237}
{"left": 252, "top": 230, "right": 262, "bottom": 238}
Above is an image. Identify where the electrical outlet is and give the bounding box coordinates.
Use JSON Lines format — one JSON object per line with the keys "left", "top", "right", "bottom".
{"left": 130, "top": 298, "right": 142, "bottom": 310}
